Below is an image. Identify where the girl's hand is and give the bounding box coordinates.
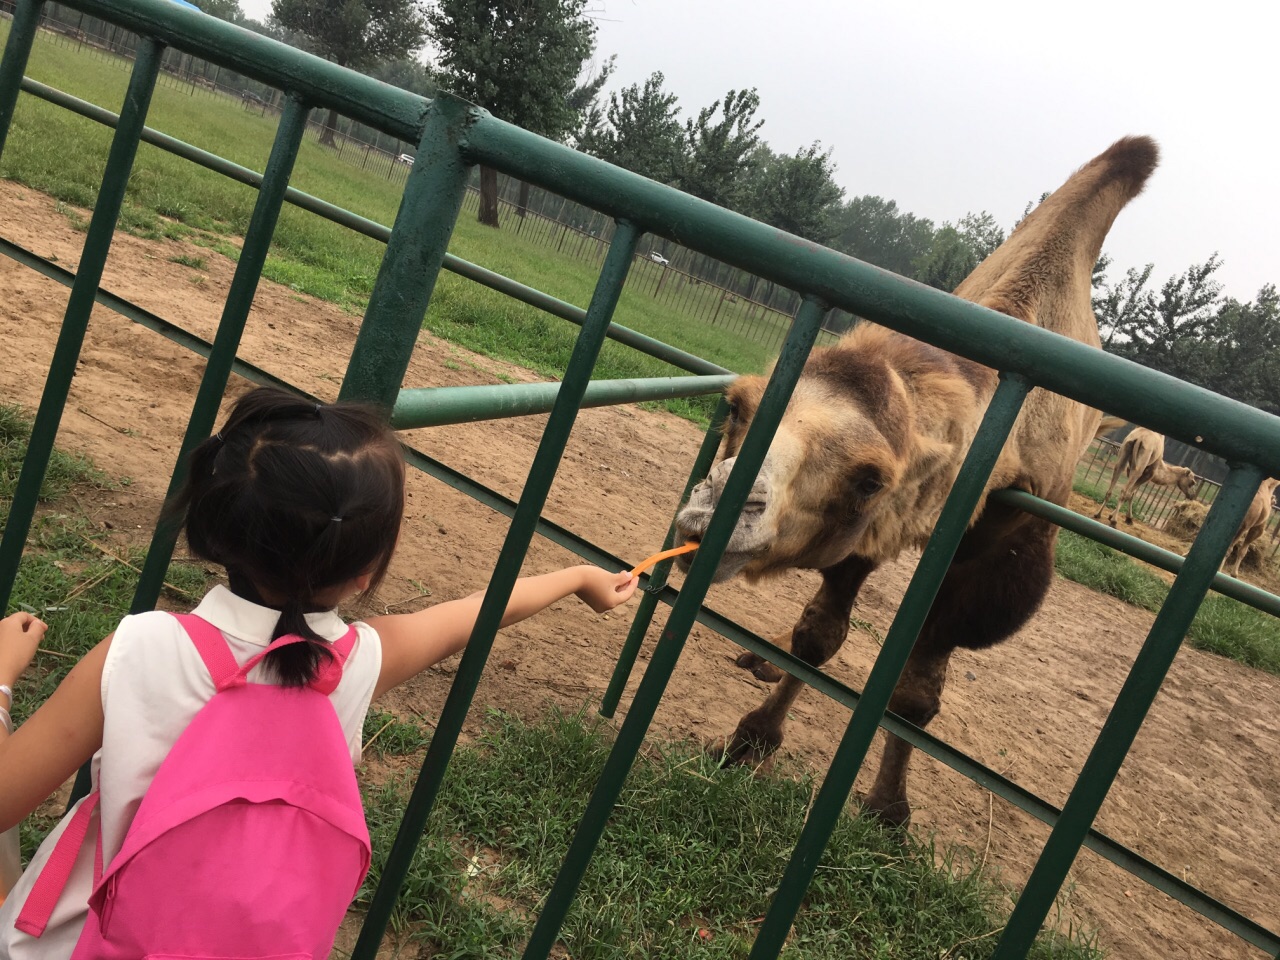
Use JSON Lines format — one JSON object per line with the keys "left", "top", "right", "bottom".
{"left": 575, "top": 567, "right": 639, "bottom": 613}
{"left": 0, "top": 612, "right": 47, "bottom": 688}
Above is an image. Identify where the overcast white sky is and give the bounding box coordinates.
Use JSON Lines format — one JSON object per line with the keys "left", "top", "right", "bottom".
{"left": 240, "top": 0, "right": 1276, "bottom": 300}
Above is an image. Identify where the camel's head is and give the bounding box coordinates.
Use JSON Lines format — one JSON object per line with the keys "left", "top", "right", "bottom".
{"left": 1174, "top": 467, "right": 1199, "bottom": 500}
{"left": 674, "top": 330, "right": 974, "bottom": 583}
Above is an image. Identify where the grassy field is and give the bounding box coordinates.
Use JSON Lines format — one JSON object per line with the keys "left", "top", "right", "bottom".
{"left": 356, "top": 708, "right": 1101, "bottom": 959}
{"left": 0, "top": 410, "right": 1101, "bottom": 959}
{"left": 1059, "top": 492, "right": 1280, "bottom": 675}
{"left": 0, "top": 23, "right": 800, "bottom": 423}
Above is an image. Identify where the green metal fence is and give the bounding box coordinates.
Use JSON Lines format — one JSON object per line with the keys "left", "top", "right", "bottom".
{"left": 2, "top": 1, "right": 1279, "bottom": 957}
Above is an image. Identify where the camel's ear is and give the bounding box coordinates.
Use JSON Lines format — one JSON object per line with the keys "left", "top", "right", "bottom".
{"left": 899, "top": 433, "right": 954, "bottom": 487}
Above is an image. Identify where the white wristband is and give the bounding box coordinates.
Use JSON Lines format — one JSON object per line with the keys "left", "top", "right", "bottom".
{"left": 0, "top": 707, "right": 11, "bottom": 735}
{"left": 0, "top": 685, "right": 11, "bottom": 706}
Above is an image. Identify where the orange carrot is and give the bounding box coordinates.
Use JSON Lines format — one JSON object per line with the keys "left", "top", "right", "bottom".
{"left": 628, "top": 543, "right": 698, "bottom": 579}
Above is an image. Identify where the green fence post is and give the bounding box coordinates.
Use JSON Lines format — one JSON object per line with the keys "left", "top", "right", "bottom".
{"left": 0, "top": 38, "right": 163, "bottom": 613}
{"left": 130, "top": 94, "right": 312, "bottom": 614}
{"left": 0, "top": 0, "right": 43, "bottom": 158}
{"left": 351, "top": 221, "right": 644, "bottom": 960}
{"left": 520, "top": 298, "right": 831, "bottom": 960}
{"left": 747, "top": 372, "right": 1031, "bottom": 959}
{"left": 990, "top": 462, "right": 1265, "bottom": 960}
{"left": 339, "top": 93, "right": 471, "bottom": 409}
{"left": 599, "top": 396, "right": 728, "bottom": 717}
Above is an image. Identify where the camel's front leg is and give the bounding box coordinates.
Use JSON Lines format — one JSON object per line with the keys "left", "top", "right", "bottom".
{"left": 861, "top": 643, "right": 951, "bottom": 827}
{"left": 715, "top": 555, "right": 875, "bottom": 765}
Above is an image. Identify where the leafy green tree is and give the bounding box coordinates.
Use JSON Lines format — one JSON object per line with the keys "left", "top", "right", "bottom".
{"left": 956, "top": 211, "right": 1003, "bottom": 261}
{"left": 197, "top": 0, "right": 246, "bottom": 24}
{"left": 272, "top": 0, "right": 426, "bottom": 145}
{"left": 1205, "top": 286, "right": 1280, "bottom": 414}
{"left": 1105, "top": 255, "right": 1224, "bottom": 370}
{"left": 747, "top": 142, "right": 845, "bottom": 245}
{"left": 1095, "top": 262, "right": 1155, "bottom": 349}
{"left": 369, "top": 56, "right": 437, "bottom": 98}
{"left": 676, "top": 88, "right": 764, "bottom": 212}
{"left": 428, "top": 0, "right": 601, "bottom": 226}
{"left": 578, "top": 71, "right": 685, "bottom": 185}
{"left": 912, "top": 225, "right": 978, "bottom": 291}
{"left": 831, "top": 196, "right": 935, "bottom": 277}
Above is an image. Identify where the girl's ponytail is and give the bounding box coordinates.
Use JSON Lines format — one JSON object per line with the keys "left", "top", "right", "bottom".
{"left": 267, "top": 596, "right": 335, "bottom": 689}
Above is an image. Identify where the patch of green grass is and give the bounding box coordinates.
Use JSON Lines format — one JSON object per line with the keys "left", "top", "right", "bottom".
{"left": 0, "top": 404, "right": 107, "bottom": 506}
{"left": 356, "top": 709, "right": 1101, "bottom": 959}
{"left": 0, "top": 25, "right": 771, "bottom": 424}
{"left": 361, "top": 709, "right": 429, "bottom": 759}
{"left": 168, "top": 253, "right": 207, "bottom": 270}
{"left": 1055, "top": 531, "right": 1280, "bottom": 674}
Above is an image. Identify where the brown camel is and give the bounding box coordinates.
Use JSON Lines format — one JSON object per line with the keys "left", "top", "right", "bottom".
{"left": 1093, "top": 426, "right": 1199, "bottom": 527}
{"left": 1223, "top": 477, "right": 1280, "bottom": 578}
{"left": 674, "top": 136, "right": 1160, "bottom": 828}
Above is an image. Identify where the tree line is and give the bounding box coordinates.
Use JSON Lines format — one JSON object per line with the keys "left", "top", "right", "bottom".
{"left": 192, "top": 0, "right": 1278, "bottom": 415}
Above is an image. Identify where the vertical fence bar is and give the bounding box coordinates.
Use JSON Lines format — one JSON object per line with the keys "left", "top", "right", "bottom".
{"left": 521, "top": 297, "right": 831, "bottom": 960}
{"left": 599, "top": 396, "right": 729, "bottom": 717}
{"left": 0, "top": 0, "right": 43, "bottom": 158}
{"left": 129, "top": 94, "right": 311, "bottom": 613}
{"left": 352, "top": 221, "right": 644, "bottom": 960}
{"left": 0, "top": 38, "right": 162, "bottom": 613}
{"left": 990, "top": 462, "right": 1265, "bottom": 960}
{"left": 340, "top": 94, "right": 471, "bottom": 409}
{"left": 746, "top": 372, "right": 1031, "bottom": 959}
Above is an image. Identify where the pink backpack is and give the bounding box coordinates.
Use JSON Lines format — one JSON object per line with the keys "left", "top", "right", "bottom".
{"left": 16, "top": 614, "right": 372, "bottom": 958}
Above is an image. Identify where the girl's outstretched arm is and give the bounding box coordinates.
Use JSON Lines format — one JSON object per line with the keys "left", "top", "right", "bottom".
{"left": 0, "top": 633, "right": 110, "bottom": 832}
{"left": 369, "top": 565, "right": 637, "bottom": 698}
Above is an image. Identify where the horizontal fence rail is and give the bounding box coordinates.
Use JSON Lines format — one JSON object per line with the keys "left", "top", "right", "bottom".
{"left": 1, "top": 1, "right": 1277, "bottom": 959}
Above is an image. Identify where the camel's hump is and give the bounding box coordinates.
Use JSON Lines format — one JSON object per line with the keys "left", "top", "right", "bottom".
{"left": 1083, "top": 135, "right": 1159, "bottom": 200}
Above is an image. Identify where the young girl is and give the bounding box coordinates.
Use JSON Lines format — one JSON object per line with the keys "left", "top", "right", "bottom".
{"left": 0, "top": 386, "right": 637, "bottom": 956}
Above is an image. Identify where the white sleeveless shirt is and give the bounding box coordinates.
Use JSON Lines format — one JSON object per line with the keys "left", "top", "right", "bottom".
{"left": 0, "top": 585, "right": 382, "bottom": 958}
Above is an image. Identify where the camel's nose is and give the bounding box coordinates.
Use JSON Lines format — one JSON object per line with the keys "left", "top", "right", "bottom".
{"left": 694, "top": 456, "right": 771, "bottom": 516}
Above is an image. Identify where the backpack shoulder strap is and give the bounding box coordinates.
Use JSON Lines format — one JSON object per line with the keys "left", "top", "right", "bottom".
{"left": 15, "top": 792, "right": 100, "bottom": 937}
{"left": 172, "top": 613, "right": 241, "bottom": 691}
{"left": 175, "top": 613, "right": 358, "bottom": 693}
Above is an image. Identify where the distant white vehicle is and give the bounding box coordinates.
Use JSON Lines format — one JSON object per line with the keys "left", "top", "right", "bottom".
{"left": 396, "top": 153, "right": 415, "bottom": 165}
{"left": 648, "top": 252, "right": 670, "bottom": 265}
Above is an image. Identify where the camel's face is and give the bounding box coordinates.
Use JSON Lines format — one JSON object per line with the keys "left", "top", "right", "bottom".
{"left": 1175, "top": 467, "right": 1199, "bottom": 500}
{"left": 675, "top": 365, "right": 909, "bottom": 583}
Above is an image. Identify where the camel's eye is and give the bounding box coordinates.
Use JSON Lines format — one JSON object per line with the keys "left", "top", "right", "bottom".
{"left": 855, "top": 474, "right": 884, "bottom": 498}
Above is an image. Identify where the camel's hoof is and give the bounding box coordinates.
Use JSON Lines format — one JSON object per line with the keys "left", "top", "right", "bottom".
{"left": 1124, "top": 516, "right": 1134, "bottom": 525}
{"left": 1108, "top": 519, "right": 1118, "bottom": 528}
{"left": 735, "top": 651, "right": 783, "bottom": 683}
{"left": 709, "top": 716, "right": 782, "bottom": 769}
{"left": 858, "top": 791, "right": 913, "bottom": 832}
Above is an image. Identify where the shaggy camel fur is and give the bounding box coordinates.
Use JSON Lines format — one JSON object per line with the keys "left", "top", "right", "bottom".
{"left": 1223, "top": 477, "right": 1280, "bottom": 578}
{"left": 1094, "top": 427, "right": 1199, "bottom": 526}
{"left": 675, "top": 136, "right": 1159, "bottom": 828}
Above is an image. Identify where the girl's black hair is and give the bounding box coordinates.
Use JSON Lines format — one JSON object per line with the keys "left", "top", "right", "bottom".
{"left": 164, "top": 387, "right": 405, "bottom": 687}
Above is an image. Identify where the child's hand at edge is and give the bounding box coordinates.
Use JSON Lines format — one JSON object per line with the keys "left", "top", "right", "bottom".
{"left": 575, "top": 567, "right": 639, "bottom": 614}
{"left": 0, "top": 611, "right": 47, "bottom": 688}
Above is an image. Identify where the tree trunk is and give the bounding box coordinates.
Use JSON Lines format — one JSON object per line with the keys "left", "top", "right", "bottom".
{"left": 515, "top": 180, "right": 531, "bottom": 219}
{"left": 478, "top": 166, "right": 501, "bottom": 228}
{"left": 319, "top": 106, "right": 340, "bottom": 148}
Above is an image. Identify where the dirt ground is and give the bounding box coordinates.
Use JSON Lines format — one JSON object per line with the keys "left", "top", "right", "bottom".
{"left": 2, "top": 181, "right": 1278, "bottom": 960}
